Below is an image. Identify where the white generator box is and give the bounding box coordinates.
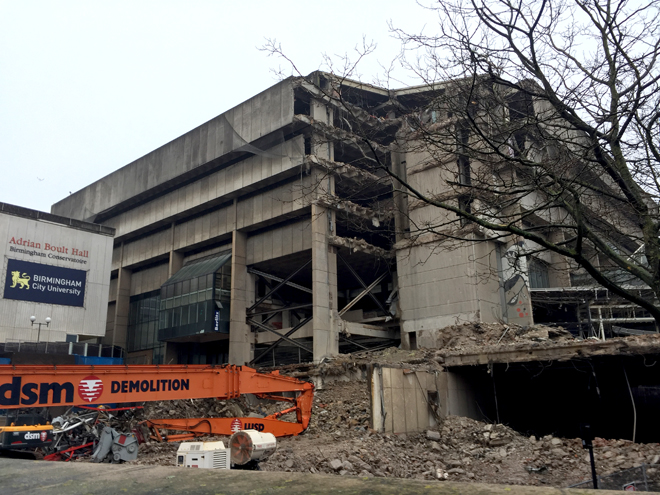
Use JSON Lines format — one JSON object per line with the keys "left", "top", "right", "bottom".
{"left": 176, "top": 441, "right": 230, "bottom": 469}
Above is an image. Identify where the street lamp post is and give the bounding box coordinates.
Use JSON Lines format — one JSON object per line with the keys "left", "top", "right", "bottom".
{"left": 30, "top": 316, "right": 52, "bottom": 343}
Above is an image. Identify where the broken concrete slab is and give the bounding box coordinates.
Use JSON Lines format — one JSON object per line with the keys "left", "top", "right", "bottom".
{"left": 438, "top": 334, "right": 660, "bottom": 367}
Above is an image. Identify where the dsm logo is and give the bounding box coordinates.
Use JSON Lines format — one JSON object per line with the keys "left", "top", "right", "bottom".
{"left": 10, "top": 271, "right": 30, "bottom": 290}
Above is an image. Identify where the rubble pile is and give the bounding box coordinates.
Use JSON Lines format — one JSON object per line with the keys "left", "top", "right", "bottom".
{"left": 425, "top": 322, "right": 660, "bottom": 359}
{"left": 139, "top": 397, "right": 249, "bottom": 421}
{"left": 125, "top": 377, "right": 660, "bottom": 488}
{"left": 133, "top": 440, "right": 180, "bottom": 466}
{"left": 272, "top": 324, "right": 578, "bottom": 377}
{"left": 307, "top": 380, "right": 371, "bottom": 435}
{"left": 259, "top": 382, "right": 660, "bottom": 488}
{"left": 431, "top": 322, "right": 574, "bottom": 352}
{"left": 40, "top": 327, "right": 660, "bottom": 489}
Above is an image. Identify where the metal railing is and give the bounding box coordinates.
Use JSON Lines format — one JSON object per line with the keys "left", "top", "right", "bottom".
{"left": 0, "top": 340, "right": 124, "bottom": 358}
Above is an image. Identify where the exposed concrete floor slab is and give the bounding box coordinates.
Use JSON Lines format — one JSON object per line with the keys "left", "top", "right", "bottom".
{"left": 0, "top": 459, "right": 638, "bottom": 495}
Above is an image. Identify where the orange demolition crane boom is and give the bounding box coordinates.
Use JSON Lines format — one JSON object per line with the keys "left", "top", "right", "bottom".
{"left": 0, "top": 364, "right": 313, "bottom": 440}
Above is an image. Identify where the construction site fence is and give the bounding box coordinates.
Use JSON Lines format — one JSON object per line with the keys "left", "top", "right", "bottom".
{"left": 0, "top": 341, "right": 124, "bottom": 359}
{"left": 569, "top": 464, "right": 658, "bottom": 491}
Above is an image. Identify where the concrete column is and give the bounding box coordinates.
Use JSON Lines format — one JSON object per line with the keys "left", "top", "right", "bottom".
{"left": 309, "top": 97, "right": 338, "bottom": 361}
{"left": 228, "top": 230, "right": 251, "bottom": 365}
{"left": 391, "top": 144, "right": 409, "bottom": 243}
{"left": 501, "top": 239, "right": 534, "bottom": 325}
{"left": 548, "top": 230, "right": 571, "bottom": 287}
{"left": 162, "top": 223, "right": 184, "bottom": 363}
{"left": 311, "top": 201, "right": 339, "bottom": 362}
{"left": 164, "top": 344, "right": 178, "bottom": 365}
{"left": 169, "top": 222, "right": 184, "bottom": 277}
{"left": 311, "top": 98, "right": 333, "bottom": 161}
{"left": 112, "top": 244, "right": 132, "bottom": 351}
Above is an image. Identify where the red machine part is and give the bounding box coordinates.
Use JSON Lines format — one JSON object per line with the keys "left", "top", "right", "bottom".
{"left": 43, "top": 442, "right": 95, "bottom": 462}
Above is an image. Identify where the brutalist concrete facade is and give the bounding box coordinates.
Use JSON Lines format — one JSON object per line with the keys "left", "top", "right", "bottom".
{"left": 50, "top": 74, "right": 601, "bottom": 366}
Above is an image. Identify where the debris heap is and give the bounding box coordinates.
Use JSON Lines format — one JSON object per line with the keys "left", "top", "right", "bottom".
{"left": 260, "top": 381, "right": 660, "bottom": 489}
{"left": 124, "top": 377, "right": 660, "bottom": 489}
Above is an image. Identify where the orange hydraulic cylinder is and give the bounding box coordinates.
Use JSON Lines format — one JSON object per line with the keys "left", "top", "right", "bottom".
{"left": 145, "top": 416, "right": 306, "bottom": 440}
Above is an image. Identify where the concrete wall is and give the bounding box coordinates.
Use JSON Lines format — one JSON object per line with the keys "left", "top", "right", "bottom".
{"left": 397, "top": 238, "right": 505, "bottom": 345}
{"left": 247, "top": 220, "right": 312, "bottom": 265}
{"left": 45, "top": 76, "right": 328, "bottom": 362}
{"left": 371, "top": 366, "right": 442, "bottom": 434}
{"left": 51, "top": 79, "right": 296, "bottom": 222}
{"left": 236, "top": 172, "right": 308, "bottom": 231}
{"left": 370, "top": 366, "right": 482, "bottom": 434}
{"left": 397, "top": 242, "right": 479, "bottom": 333}
{"left": 0, "top": 211, "right": 114, "bottom": 342}
{"left": 118, "top": 229, "right": 172, "bottom": 270}
{"left": 99, "top": 136, "right": 304, "bottom": 242}
{"left": 130, "top": 262, "right": 169, "bottom": 295}
{"left": 472, "top": 240, "right": 505, "bottom": 322}
{"left": 396, "top": 141, "right": 516, "bottom": 342}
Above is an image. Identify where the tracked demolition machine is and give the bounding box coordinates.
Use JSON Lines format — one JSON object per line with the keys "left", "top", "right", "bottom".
{"left": 0, "top": 364, "right": 313, "bottom": 458}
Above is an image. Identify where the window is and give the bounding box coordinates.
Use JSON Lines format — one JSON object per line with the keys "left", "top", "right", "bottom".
{"left": 458, "top": 196, "right": 473, "bottom": 227}
{"left": 127, "top": 290, "right": 161, "bottom": 352}
{"left": 158, "top": 252, "right": 232, "bottom": 340}
{"left": 457, "top": 125, "right": 471, "bottom": 185}
{"left": 507, "top": 91, "right": 535, "bottom": 157}
{"left": 528, "top": 257, "right": 550, "bottom": 288}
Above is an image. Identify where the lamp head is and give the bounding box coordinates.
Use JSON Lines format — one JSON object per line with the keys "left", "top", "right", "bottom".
{"left": 45, "top": 317, "right": 52, "bottom": 325}
{"left": 30, "top": 316, "right": 36, "bottom": 323}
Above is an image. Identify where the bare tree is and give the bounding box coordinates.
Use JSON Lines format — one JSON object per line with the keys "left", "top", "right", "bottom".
{"left": 386, "top": 0, "right": 660, "bottom": 321}
{"left": 264, "top": 0, "right": 660, "bottom": 326}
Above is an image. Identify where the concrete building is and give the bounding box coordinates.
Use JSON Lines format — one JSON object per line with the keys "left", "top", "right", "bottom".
{"left": 50, "top": 73, "right": 651, "bottom": 366}
{"left": 0, "top": 203, "right": 115, "bottom": 346}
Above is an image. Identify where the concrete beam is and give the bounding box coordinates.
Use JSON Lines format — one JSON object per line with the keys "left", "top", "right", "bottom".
{"left": 294, "top": 115, "right": 391, "bottom": 156}
{"left": 342, "top": 321, "right": 399, "bottom": 340}
{"left": 329, "top": 235, "right": 394, "bottom": 259}
{"left": 294, "top": 79, "right": 402, "bottom": 133}
{"left": 306, "top": 155, "right": 383, "bottom": 185}
{"left": 315, "top": 195, "right": 394, "bottom": 223}
{"left": 438, "top": 336, "right": 660, "bottom": 368}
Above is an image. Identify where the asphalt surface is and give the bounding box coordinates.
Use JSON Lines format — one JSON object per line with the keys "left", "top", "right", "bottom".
{"left": 0, "top": 458, "right": 641, "bottom": 495}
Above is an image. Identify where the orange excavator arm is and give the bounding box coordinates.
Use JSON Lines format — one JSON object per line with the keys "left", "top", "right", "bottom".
{"left": 0, "top": 365, "right": 313, "bottom": 439}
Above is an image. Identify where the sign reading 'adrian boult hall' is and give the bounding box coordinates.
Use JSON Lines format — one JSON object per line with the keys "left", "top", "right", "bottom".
{"left": 3, "top": 258, "right": 86, "bottom": 307}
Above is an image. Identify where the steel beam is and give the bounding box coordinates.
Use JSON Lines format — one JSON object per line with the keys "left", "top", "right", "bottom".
{"left": 248, "top": 318, "right": 313, "bottom": 354}
{"left": 338, "top": 272, "right": 387, "bottom": 317}
{"left": 339, "top": 334, "right": 369, "bottom": 350}
{"left": 338, "top": 254, "right": 390, "bottom": 316}
{"left": 250, "top": 316, "right": 314, "bottom": 365}
{"left": 248, "top": 268, "right": 313, "bottom": 294}
{"left": 247, "top": 260, "right": 312, "bottom": 312}
{"left": 248, "top": 303, "right": 313, "bottom": 317}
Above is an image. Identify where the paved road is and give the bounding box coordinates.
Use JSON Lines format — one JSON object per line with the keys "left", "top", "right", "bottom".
{"left": 0, "top": 458, "right": 637, "bottom": 495}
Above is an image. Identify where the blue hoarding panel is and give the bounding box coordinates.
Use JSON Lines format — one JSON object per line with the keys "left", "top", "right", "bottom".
{"left": 4, "top": 258, "right": 86, "bottom": 307}
{"left": 0, "top": 358, "right": 10, "bottom": 365}
{"left": 74, "top": 356, "right": 123, "bottom": 365}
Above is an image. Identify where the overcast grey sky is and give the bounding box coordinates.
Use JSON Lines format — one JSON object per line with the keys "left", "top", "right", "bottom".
{"left": 0, "top": 1, "right": 429, "bottom": 213}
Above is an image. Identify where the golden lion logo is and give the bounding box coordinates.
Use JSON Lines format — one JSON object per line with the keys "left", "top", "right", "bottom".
{"left": 10, "top": 271, "right": 30, "bottom": 290}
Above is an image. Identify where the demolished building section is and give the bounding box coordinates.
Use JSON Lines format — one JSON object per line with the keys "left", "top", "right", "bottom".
{"left": 51, "top": 72, "right": 657, "bottom": 369}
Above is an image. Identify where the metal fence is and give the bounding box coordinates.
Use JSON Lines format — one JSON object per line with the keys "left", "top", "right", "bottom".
{"left": 0, "top": 341, "right": 124, "bottom": 358}
{"left": 569, "top": 464, "right": 659, "bottom": 491}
